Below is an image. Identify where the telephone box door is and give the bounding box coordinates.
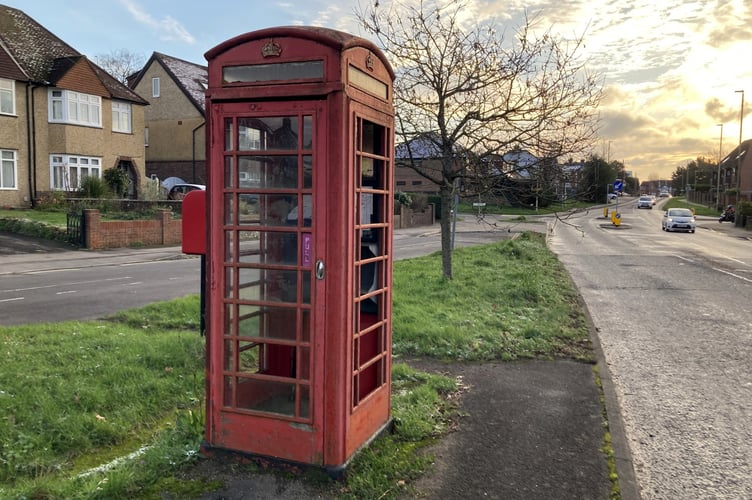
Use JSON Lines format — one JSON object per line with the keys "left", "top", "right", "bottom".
{"left": 207, "top": 100, "right": 325, "bottom": 463}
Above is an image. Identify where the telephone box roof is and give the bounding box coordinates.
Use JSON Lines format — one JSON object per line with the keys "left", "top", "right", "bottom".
{"left": 204, "top": 25, "right": 394, "bottom": 80}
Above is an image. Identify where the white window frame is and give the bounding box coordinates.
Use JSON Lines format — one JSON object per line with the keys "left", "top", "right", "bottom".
{"left": 144, "top": 127, "right": 149, "bottom": 147}
{"left": 0, "top": 79, "right": 15, "bottom": 115}
{"left": 0, "top": 149, "right": 18, "bottom": 189}
{"left": 152, "top": 77, "right": 160, "bottom": 97}
{"left": 48, "top": 89, "right": 102, "bottom": 127}
{"left": 50, "top": 154, "right": 102, "bottom": 191}
{"left": 112, "top": 100, "right": 132, "bottom": 133}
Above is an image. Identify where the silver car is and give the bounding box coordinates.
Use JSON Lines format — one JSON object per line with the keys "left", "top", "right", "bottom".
{"left": 662, "top": 208, "right": 696, "bottom": 233}
{"left": 637, "top": 196, "right": 653, "bottom": 209}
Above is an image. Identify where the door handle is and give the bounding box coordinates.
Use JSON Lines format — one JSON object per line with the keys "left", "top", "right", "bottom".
{"left": 315, "top": 260, "right": 325, "bottom": 280}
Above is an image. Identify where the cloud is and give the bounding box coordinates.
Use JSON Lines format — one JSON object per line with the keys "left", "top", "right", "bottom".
{"left": 119, "top": 0, "right": 196, "bottom": 44}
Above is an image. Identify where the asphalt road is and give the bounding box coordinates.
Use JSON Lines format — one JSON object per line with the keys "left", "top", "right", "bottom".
{"left": 0, "top": 216, "right": 543, "bottom": 325}
{"left": 548, "top": 205, "right": 752, "bottom": 498}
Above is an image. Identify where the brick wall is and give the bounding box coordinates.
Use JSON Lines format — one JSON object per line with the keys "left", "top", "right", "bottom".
{"left": 83, "top": 209, "right": 182, "bottom": 250}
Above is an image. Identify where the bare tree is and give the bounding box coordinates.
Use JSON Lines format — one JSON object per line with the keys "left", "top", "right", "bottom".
{"left": 94, "top": 49, "right": 145, "bottom": 84}
{"left": 357, "top": 1, "right": 603, "bottom": 278}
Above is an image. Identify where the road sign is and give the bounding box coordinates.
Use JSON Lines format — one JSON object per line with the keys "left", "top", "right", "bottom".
{"left": 613, "top": 180, "right": 624, "bottom": 192}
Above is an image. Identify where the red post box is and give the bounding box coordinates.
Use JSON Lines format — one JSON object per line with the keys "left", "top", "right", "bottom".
{"left": 203, "top": 26, "right": 395, "bottom": 471}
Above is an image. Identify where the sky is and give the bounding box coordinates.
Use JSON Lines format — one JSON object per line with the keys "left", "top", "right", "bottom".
{"left": 7, "top": 0, "right": 751, "bottom": 182}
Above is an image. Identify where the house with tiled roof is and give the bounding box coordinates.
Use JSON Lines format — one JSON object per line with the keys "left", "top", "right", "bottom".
{"left": 0, "top": 4, "right": 149, "bottom": 207}
{"left": 128, "top": 52, "right": 207, "bottom": 185}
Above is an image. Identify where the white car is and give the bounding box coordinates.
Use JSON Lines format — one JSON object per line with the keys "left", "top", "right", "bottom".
{"left": 637, "top": 196, "right": 653, "bottom": 209}
{"left": 662, "top": 208, "right": 696, "bottom": 233}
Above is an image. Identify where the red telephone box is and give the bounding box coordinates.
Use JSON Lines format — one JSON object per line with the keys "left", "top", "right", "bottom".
{"left": 203, "top": 26, "right": 395, "bottom": 471}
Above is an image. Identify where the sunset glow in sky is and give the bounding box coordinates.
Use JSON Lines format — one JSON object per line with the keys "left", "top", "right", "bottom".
{"left": 8, "top": 0, "right": 751, "bottom": 182}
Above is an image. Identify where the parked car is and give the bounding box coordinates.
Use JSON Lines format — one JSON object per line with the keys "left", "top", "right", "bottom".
{"left": 662, "top": 208, "right": 696, "bottom": 233}
{"left": 637, "top": 196, "right": 653, "bottom": 209}
{"left": 607, "top": 193, "right": 618, "bottom": 201}
{"left": 168, "top": 183, "right": 205, "bottom": 200}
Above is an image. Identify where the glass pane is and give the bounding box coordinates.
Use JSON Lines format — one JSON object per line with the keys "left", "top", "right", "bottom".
{"left": 224, "top": 339, "right": 233, "bottom": 370}
{"left": 237, "top": 305, "right": 260, "bottom": 337}
{"left": 298, "top": 346, "right": 310, "bottom": 380}
{"left": 224, "top": 118, "right": 233, "bottom": 151}
{"left": 243, "top": 156, "right": 298, "bottom": 188}
{"left": 224, "top": 156, "right": 233, "bottom": 188}
{"left": 302, "top": 271, "right": 311, "bottom": 305}
{"left": 303, "top": 116, "right": 312, "bottom": 149}
{"left": 238, "top": 156, "right": 262, "bottom": 188}
{"left": 236, "top": 117, "right": 298, "bottom": 151}
{"left": 223, "top": 376, "right": 233, "bottom": 406}
{"left": 258, "top": 231, "right": 298, "bottom": 265}
{"left": 238, "top": 305, "right": 296, "bottom": 341}
{"left": 263, "top": 270, "right": 297, "bottom": 303}
{"left": 238, "top": 268, "right": 261, "bottom": 301}
{"left": 238, "top": 197, "right": 259, "bottom": 224}
{"left": 239, "top": 118, "right": 267, "bottom": 150}
{"left": 224, "top": 303, "right": 234, "bottom": 337}
{"left": 286, "top": 195, "right": 311, "bottom": 227}
{"left": 224, "top": 193, "right": 234, "bottom": 225}
{"left": 253, "top": 195, "right": 298, "bottom": 227}
{"left": 299, "top": 385, "right": 310, "bottom": 419}
{"left": 236, "top": 378, "right": 295, "bottom": 416}
{"left": 224, "top": 231, "right": 234, "bottom": 261}
{"left": 223, "top": 61, "right": 324, "bottom": 84}
{"left": 224, "top": 266, "right": 234, "bottom": 299}
{"left": 238, "top": 341, "right": 261, "bottom": 373}
{"left": 301, "top": 310, "right": 311, "bottom": 343}
{"left": 303, "top": 155, "right": 312, "bottom": 189}
{"left": 237, "top": 231, "right": 259, "bottom": 263}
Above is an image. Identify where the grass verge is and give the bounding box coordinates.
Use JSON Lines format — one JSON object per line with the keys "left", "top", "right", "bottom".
{"left": 0, "top": 233, "right": 598, "bottom": 498}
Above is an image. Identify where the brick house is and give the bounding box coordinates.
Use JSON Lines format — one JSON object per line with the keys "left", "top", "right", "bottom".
{"left": 0, "top": 5, "right": 149, "bottom": 208}
{"left": 127, "top": 52, "right": 207, "bottom": 185}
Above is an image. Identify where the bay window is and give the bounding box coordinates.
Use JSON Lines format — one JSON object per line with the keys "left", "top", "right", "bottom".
{"left": 49, "top": 89, "right": 101, "bottom": 127}
{"left": 50, "top": 155, "right": 101, "bottom": 191}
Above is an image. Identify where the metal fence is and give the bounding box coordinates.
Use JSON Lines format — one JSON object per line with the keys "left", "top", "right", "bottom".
{"left": 66, "top": 210, "right": 84, "bottom": 247}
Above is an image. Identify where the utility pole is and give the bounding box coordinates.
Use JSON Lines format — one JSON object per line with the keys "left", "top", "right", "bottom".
{"left": 717, "top": 123, "right": 723, "bottom": 209}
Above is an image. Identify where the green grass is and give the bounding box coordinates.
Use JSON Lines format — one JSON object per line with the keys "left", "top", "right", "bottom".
{"left": 393, "top": 232, "right": 592, "bottom": 362}
{"left": 0, "top": 234, "right": 595, "bottom": 498}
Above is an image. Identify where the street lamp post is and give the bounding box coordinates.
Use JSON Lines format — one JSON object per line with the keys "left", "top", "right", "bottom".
{"left": 735, "top": 90, "right": 744, "bottom": 207}
{"left": 717, "top": 123, "right": 723, "bottom": 209}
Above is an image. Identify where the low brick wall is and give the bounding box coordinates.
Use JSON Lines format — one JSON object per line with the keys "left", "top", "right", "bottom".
{"left": 83, "top": 209, "right": 181, "bottom": 250}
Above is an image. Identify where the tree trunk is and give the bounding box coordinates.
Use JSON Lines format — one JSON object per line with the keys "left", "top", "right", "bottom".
{"left": 439, "top": 183, "right": 454, "bottom": 279}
